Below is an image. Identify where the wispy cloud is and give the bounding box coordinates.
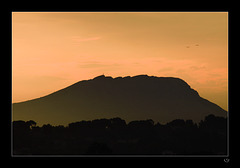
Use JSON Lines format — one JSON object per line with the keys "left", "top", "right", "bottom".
{"left": 78, "top": 61, "right": 121, "bottom": 69}
{"left": 72, "top": 36, "right": 101, "bottom": 43}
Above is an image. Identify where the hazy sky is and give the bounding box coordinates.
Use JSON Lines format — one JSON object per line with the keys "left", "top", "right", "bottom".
{"left": 12, "top": 12, "right": 228, "bottom": 110}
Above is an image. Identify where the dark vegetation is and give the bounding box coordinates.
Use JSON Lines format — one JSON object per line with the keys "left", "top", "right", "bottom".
{"left": 13, "top": 114, "right": 227, "bottom": 155}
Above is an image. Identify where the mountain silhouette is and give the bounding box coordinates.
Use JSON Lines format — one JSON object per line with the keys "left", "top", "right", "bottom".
{"left": 12, "top": 75, "right": 227, "bottom": 126}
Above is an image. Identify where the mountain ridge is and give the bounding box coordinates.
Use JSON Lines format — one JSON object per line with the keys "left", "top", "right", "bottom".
{"left": 12, "top": 75, "right": 227, "bottom": 126}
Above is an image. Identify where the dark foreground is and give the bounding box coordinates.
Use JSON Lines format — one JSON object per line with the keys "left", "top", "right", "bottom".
{"left": 13, "top": 114, "right": 227, "bottom": 155}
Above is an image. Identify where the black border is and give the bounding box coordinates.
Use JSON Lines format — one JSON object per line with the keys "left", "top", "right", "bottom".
{"left": 5, "top": 2, "right": 235, "bottom": 166}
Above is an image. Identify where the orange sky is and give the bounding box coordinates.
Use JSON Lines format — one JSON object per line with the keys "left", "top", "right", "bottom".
{"left": 12, "top": 12, "right": 228, "bottom": 111}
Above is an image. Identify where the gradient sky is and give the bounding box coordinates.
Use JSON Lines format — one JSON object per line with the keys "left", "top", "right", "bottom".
{"left": 12, "top": 12, "right": 228, "bottom": 111}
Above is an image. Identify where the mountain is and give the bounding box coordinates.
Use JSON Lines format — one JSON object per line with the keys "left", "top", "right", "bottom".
{"left": 12, "top": 75, "right": 227, "bottom": 126}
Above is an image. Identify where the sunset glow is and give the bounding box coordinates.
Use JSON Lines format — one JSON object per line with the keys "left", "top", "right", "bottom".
{"left": 12, "top": 12, "right": 228, "bottom": 110}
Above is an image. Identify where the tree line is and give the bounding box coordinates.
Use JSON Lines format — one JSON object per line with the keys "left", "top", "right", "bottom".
{"left": 12, "top": 114, "right": 227, "bottom": 155}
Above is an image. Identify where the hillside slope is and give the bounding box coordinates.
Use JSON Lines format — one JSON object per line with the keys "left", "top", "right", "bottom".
{"left": 12, "top": 75, "right": 227, "bottom": 126}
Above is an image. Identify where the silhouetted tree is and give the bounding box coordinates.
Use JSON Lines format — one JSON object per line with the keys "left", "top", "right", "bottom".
{"left": 12, "top": 114, "right": 227, "bottom": 155}
{"left": 199, "top": 114, "right": 227, "bottom": 130}
{"left": 91, "top": 119, "right": 111, "bottom": 129}
{"left": 68, "top": 120, "right": 92, "bottom": 130}
{"left": 26, "top": 120, "right": 37, "bottom": 129}
{"left": 166, "top": 119, "right": 185, "bottom": 128}
{"left": 13, "top": 120, "right": 36, "bottom": 154}
{"left": 128, "top": 119, "right": 154, "bottom": 129}
{"left": 109, "top": 117, "right": 126, "bottom": 129}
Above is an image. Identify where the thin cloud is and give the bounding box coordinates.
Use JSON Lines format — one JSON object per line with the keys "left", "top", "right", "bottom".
{"left": 72, "top": 36, "right": 101, "bottom": 43}
{"left": 78, "top": 62, "right": 121, "bottom": 69}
